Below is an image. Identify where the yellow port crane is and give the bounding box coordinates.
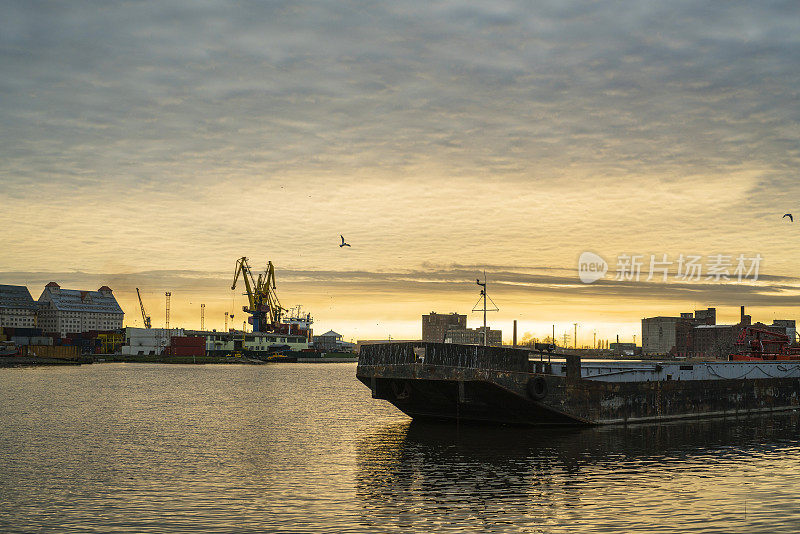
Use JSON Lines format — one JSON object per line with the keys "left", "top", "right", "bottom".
{"left": 136, "top": 288, "right": 152, "bottom": 329}
{"left": 231, "top": 257, "right": 285, "bottom": 332}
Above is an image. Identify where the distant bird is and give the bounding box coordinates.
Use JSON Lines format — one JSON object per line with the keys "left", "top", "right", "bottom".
{"left": 784, "top": 213, "right": 794, "bottom": 222}
{"left": 339, "top": 235, "right": 351, "bottom": 247}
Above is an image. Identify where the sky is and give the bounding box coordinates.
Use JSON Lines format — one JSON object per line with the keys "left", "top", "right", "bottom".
{"left": 2, "top": 1, "right": 800, "bottom": 344}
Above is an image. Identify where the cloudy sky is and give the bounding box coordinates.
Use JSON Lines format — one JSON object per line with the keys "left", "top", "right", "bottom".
{"left": 2, "top": 1, "right": 800, "bottom": 343}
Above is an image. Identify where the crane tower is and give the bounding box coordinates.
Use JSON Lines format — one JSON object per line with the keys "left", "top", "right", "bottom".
{"left": 136, "top": 288, "right": 152, "bottom": 329}
{"left": 165, "top": 292, "right": 171, "bottom": 331}
{"left": 231, "top": 257, "right": 285, "bottom": 333}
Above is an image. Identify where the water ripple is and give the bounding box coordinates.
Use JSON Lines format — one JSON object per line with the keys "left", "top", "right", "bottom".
{"left": 1, "top": 363, "right": 799, "bottom": 533}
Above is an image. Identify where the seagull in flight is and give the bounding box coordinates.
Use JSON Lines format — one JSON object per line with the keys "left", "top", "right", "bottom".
{"left": 339, "top": 235, "right": 351, "bottom": 247}
{"left": 784, "top": 213, "right": 793, "bottom": 222}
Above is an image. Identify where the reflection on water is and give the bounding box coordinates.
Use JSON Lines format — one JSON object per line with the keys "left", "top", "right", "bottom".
{"left": 356, "top": 416, "right": 800, "bottom": 533}
{"left": 1, "top": 363, "right": 800, "bottom": 533}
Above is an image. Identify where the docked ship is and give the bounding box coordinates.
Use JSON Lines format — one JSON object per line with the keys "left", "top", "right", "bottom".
{"left": 220, "top": 257, "right": 315, "bottom": 359}
{"left": 357, "top": 342, "right": 800, "bottom": 425}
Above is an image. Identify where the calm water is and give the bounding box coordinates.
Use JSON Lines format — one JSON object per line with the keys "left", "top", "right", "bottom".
{"left": 1, "top": 363, "right": 800, "bottom": 533}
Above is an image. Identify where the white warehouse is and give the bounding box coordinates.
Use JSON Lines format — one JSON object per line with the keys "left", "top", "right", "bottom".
{"left": 37, "top": 282, "right": 124, "bottom": 336}
{"left": 0, "top": 284, "right": 38, "bottom": 328}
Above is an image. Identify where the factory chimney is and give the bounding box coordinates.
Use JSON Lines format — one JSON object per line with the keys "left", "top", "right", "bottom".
{"left": 513, "top": 320, "right": 517, "bottom": 348}
{"left": 740, "top": 305, "right": 751, "bottom": 326}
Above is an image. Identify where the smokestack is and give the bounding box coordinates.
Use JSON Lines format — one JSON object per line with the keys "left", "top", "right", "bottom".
{"left": 513, "top": 320, "right": 517, "bottom": 348}
{"left": 741, "top": 305, "right": 745, "bottom": 323}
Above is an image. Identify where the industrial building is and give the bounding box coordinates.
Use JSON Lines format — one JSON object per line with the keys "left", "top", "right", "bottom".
{"left": 644, "top": 306, "right": 797, "bottom": 358}
{"left": 422, "top": 312, "right": 467, "bottom": 343}
{"left": 688, "top": 324, "right": 741, "bottom": 359}
{"left": 686, "top": 314, "right": 796, "bottom": 359}
{"left": 642, "top": 316, "right": 681, "bottom": 354}
{"left": 122, "top": 328, "right": 184, "bottom": 355}
{"left": 0, "top": 285, "right": 38, "bottom": 328}
{"left": 421, "top": 311, "right": 502, "bottom": 346}
{"left": 642, "top": 308, "right": 716, "bottom": 355}
{"left": 313, "top": 330, "right": 343, "bottom": 351}
{"left": 312, "top": 330, "right": 355, "bottom": 352}
{"left": 610, "top": 342, "right": 637, "bottom": 356}
{"left": 37, "top": 282, "right": 124, "bottom": 337}
{"left": 444, "top": 326, "right": 503, "bottom": 346}
{"left": 772, "top": 319, "right": 797, "bottom": 343}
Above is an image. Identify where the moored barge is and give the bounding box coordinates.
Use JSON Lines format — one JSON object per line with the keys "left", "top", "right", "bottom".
{"left": 356, "top": 342, "right": 800, "bottom": 425}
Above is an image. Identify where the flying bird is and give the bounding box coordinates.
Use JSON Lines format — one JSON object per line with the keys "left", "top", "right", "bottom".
{"left": 339, "top": 235, "right": 351, "bottom": 247}
{"left": 784, "top": 213, "right": 793, "bottom": 222}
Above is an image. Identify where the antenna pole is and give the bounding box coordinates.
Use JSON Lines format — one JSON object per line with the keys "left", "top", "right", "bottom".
{"left": 483, "top": 271, "right": 487, "bottom": 346}
{"left": 473, "top": 271, "right": 498, "bottom": 346}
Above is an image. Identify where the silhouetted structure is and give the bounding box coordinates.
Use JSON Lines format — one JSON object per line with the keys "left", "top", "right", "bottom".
{"left": 422, "top": 312, "right": 466, "bottom": 343}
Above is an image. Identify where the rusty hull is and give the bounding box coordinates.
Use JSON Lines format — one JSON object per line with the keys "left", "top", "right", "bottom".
{"left": 357, "top": 343, "right": 800, "bottom": 426}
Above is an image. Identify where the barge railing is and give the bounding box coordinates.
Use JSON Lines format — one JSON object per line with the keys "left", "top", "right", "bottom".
{"left": 358, "top": 342, "right": 534, "bottom": 373}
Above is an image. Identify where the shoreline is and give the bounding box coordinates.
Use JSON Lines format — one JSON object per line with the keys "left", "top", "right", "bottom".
{"left": 1, "top": 354, "right": 359, "bottom": 367}
{"left": 0, "top": 356, "right": 81, "bottom": 368}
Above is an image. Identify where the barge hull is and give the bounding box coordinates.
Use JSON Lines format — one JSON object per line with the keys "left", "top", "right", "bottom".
{"left": 357, "top": 343, "right": 800, "bottom": 426}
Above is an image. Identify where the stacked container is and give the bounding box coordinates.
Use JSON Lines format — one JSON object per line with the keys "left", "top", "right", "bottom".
{"left": 166, "top": 336, "right": 206, "bottom": 357}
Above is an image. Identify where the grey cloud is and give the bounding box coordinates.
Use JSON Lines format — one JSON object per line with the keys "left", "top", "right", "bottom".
{"left": 3, "top": 265, "right": 799, "bottom": 308}
{"left": 3, "top": 1, "right": 800, "bottom": 194}
{"left": 2, "top": 0, "right": 800, "bottom": 287}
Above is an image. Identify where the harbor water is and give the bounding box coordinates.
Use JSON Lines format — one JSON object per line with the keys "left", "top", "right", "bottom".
{"left": 1, "top": 363, "right": 800, "bottom": 533}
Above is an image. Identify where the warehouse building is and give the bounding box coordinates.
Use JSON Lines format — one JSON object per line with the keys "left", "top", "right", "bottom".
{"left": 122, "top": 327, "right": 184, "bottom": 355}
{"left": 642, "top": 308, "right": 716, "bottom": 355}
{"left": 0, "top": 285, "right": 38, "bottom": 328}
{"left": 772, "top": 319, "right": 797, "bottom": 343}
{"left": 647, "top": 306, "right": 797, "bottom": 358}
{"left": 688, "top": 314, "right": 795, "bottom": 359}
{"left": 422, "top": 312, "right": 467, "bottom": 343}
{"left": 313, "top": 330, "right": 355, "bottom": 352}
{"left": 444, "top": 326, "right": 503, "bottom": 347}
{"left": 37, "top": 282, "right": 124, "bottom": 337}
